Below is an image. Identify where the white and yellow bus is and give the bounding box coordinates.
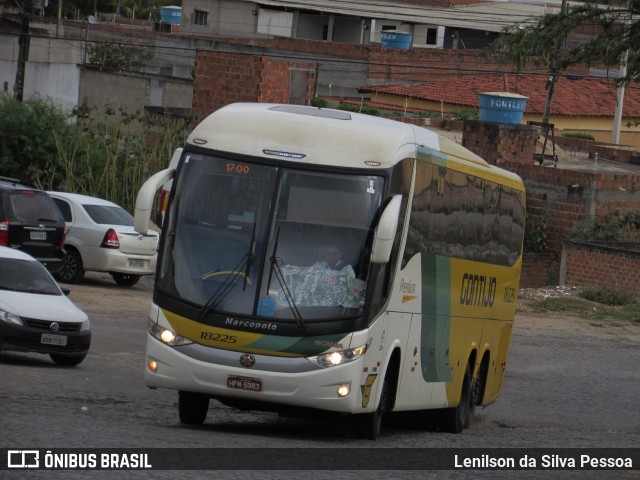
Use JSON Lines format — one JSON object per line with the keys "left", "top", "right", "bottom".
{"left": 134, "top": 103, "right": 525, "bottom": 439}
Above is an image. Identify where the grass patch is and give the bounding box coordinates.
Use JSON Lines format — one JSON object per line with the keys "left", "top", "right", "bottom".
{"left": 530, "top": 297, "right": 591, "bottom": 314}
{"left": 578, "top": 286, "right": 637, "bottom": 306}
{"left": 529, "top": 292, "right": 640, "bottom": 325}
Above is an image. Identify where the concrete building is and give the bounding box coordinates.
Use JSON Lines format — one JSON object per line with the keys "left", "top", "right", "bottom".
{"left": 179, "top": 0, "right": 565, "bottom": 50}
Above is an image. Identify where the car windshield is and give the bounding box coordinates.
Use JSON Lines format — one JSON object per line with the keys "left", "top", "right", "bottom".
{"left": 158, "top": 153, "right": 384, "bottom": 322}
{"left": 83, "top": 205, "right": 134, "bottom": 226}
{"left": 0, "top": 258, "right": 62, "bottom": 295}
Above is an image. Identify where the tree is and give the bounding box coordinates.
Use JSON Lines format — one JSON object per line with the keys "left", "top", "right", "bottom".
{"left": 487, "top": 0, "right": 639, "bottom": 85}
{"left": 0, "top": 95, "right": 72, "bottom": 187}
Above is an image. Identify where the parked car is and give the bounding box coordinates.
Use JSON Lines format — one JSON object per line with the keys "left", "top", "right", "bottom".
{"left": 48, "top": 192, "right": 159, "bottom": 287}
{"left": 0, "top": 176, "right": 66, "bottom": 273}
{"left": 0, "top": 246, "right": 90, "bottom": 366}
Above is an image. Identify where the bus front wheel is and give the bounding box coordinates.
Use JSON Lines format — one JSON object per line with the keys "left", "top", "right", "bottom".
{"left": 352, "top": 370, "right": 393, "bottom": 440}
{"left": 439, "top": 363, "right": 472, "bottom": 434}
{"left": 178, "top": 391, "right": 209, "bottom": 425}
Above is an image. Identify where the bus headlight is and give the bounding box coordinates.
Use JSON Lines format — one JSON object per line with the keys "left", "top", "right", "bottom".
{"left": 148, "top": 321, "right": 193, "bottom": 347}
{"left": 307, "top": 340, "right": 370, "bottom": 368}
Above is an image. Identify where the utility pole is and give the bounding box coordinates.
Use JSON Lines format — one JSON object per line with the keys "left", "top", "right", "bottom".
{"left": 611, "top": 2, "right": 631, "bottom": 145}
{"left": 538, "top": 0, "right": 567, "bottom": 165}
{"left": 56, "top": 0, "right": 62, "bottom": 37}
{"left": 14, "top": 1, "right": 33, "bottom": 102}
{"left": 611, "top": 53, "right": 627, "bottom": 144}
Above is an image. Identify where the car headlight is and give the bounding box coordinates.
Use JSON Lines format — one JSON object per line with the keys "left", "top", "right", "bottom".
{"left": 0, "top": 309, "right": 23, "bottom": 326}
{"left": 307, "top": 340, "right": 370, "bottom": 368}
{"left": 80, "top": 318, "right": 91, "bottom": 332}
{"left": 148, "top": 320, "right": 193, "bottom": 347}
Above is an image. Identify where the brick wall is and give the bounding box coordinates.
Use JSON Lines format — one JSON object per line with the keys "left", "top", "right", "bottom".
{"left": 462, "top": 121, "right": 640, "bottom": 255}
{"left": 462, "top": 120, "right": 537, "bottom": 166}
{"left": 592, "top": 145, "right": 640, "bottom": 165}
{"left": 521, "top": 253, "right": 558, "bottom": 288}
{"left": 555, "top": 136, "right": 595, "bottom": 155}
{"left": 561, "top": 242, "right": 640, "bottom": 294}
{"left": 192, "top": 51, "right": 314, "bottom": 119}
{"left": 506, "top": 162, "right": 640, "bottom": 253}
{"left": 547, "top": 137, "right": 640, "bottom": 165}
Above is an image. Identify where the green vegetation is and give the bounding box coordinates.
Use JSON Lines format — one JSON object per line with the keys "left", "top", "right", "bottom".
{"left": 527, "top": 287, "right": 639, "bottom": 325}
{"left": 571, "top": 211, "right": 640, "bottom": 242}
{"left": 561, "top": 132, "right": 595, "bottom": 141}
{"left": 310, "top": 97, "right": 329, "bottom": 108}
{"left": 0, "top": 95, "right": 72, "bottom": 183}
{"left": 578, "top": 286, "right": 637, "bottom": 306}
{"left": 337, "top": 103, "right": 381, "bottom": 117}
{"left": 524, "top": 208, "right": 549, "bottom": 253}
{"left": 450, "top": 109, "right": 479, "bottom": 121}
{"left": 87, "top": 42, "right": 152, "bottom": 70}
{"left": 487, "top": 1, "right": 639, "bottom": 86}
{"left": 36, "top": 0, "right": 182, "bottom": 20}
{"left": 416, "top": 112, "right": 442, "bottom": 120}
{"left": 0, "top": 94, "right": 187, "bottom": 213}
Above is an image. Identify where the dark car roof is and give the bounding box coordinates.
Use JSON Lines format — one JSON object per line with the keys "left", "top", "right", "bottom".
{"left": 0, "top": 176, "right": 39, "bottom": 190}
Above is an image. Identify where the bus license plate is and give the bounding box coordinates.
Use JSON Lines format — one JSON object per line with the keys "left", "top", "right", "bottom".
{"left": 41, "top": 334, "right": 67, "bottom": 346}
{"left": 128, "top": 259, "right": 145, "bottom": 268}
{"left": 30, "top": 231, "right": 46, "bottom": 240}
{"left": 227, "top": 376, "right": 262, "bottom": 392}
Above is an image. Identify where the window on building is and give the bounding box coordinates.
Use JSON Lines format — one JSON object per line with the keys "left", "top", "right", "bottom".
{"left": 194, "top": 10, "right": 208, "bottom": 26}
{"left": 426, "top": 27, "right": 437, "bottom": 45}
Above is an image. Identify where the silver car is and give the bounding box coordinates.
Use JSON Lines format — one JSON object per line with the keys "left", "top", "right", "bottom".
{"left": 48, "top": 192, "right": 159, "bottom": 287}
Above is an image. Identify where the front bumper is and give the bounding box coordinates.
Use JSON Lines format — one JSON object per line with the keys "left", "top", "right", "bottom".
{"left": 144, "top": 334, "right": 366, "bottom": 414}
{"left": 0, "top": 320, "right": 91, "bottom": 355}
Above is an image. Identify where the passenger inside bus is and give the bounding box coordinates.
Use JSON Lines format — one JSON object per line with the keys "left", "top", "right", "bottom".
{"left": 276, "top": 240, "right": 364, "bottom": 310}
{"left": 312, "top": 243, "right": 353, "bottom": 274}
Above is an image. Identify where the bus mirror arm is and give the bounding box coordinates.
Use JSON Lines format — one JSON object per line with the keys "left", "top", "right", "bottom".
{"left": 134, "top": 168, "right": 175, "bottom": 234}
{"left": 371, "top": 195, "right": 402, "bottom": 264}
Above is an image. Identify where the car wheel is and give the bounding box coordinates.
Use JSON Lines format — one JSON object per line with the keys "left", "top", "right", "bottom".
{"left": 49, "top": 352, "right": 87, "bottom": 367}
{"left": 57, "top": 249, "right": 84, "bottom": 284}
{"left": 110, "top": 273, "right": 141, "bottom": 287}
{"left": 178, "top": 391, "right": 209, "bottom": 425}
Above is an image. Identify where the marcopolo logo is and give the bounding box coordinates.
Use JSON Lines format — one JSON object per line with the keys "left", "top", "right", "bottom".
{"left": 8, "top": 450, "right": 40, "bottom": 468}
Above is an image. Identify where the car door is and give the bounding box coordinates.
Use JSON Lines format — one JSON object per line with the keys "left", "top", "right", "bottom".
{"left": 53, "top": 197, "right": 94, "bottom": 269}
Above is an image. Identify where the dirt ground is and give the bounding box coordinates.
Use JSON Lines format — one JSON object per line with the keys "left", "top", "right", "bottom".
{"left": 516, "top": 286, "right": 640, "bottom": 343}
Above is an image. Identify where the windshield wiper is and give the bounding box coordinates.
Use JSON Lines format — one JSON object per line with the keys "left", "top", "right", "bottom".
{"left": 243, "top": 222, "right": 256, "bottom": 291}
{"left": 197, "top": 254, "right": 249, "bottom": 321}
{"left": 266, "top": 227, "right": 306, "bottom": 332}
{"left": 197, "top": 223, "right": 257, "bottom": 321}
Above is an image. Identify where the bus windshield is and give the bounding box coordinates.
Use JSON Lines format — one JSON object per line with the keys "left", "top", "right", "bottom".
{"left": 158, "top": 153, "right": 384, "bottom": 322}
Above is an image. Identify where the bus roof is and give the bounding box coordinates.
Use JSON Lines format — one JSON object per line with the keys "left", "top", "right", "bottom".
{"left": 187, "top": 103, "right": 521, "bottom": 187}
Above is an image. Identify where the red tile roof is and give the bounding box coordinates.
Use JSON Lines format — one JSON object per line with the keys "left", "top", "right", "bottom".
{"left": 362, "top": 74, "right": 640, "bottom": 117}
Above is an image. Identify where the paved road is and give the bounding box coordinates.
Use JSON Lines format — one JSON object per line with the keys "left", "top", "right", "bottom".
{"left": 1, "top": 273, "right": 638, "bottom": 479}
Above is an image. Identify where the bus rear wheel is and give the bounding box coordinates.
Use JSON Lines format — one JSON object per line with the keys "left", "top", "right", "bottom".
{"left": 178, "top": 391, "right": 209, "bottom": 425}
{"left": 439, "top": 363, "right": 472, "bottom": 433}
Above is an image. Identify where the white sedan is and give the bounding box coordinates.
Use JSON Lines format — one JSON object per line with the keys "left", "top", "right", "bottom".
{"left": 48, "top": 192, "right": 159, "bottom": 287}
{"left": 0, "top": 246, "right": 90, "bottom": 366}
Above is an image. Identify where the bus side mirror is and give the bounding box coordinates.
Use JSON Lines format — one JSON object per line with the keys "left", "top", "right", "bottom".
{"left": 371, "top": 195, "right": 402, "bottom": 264}
{"left": 134, "top": 168, "right": 175, "bottom": 235}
